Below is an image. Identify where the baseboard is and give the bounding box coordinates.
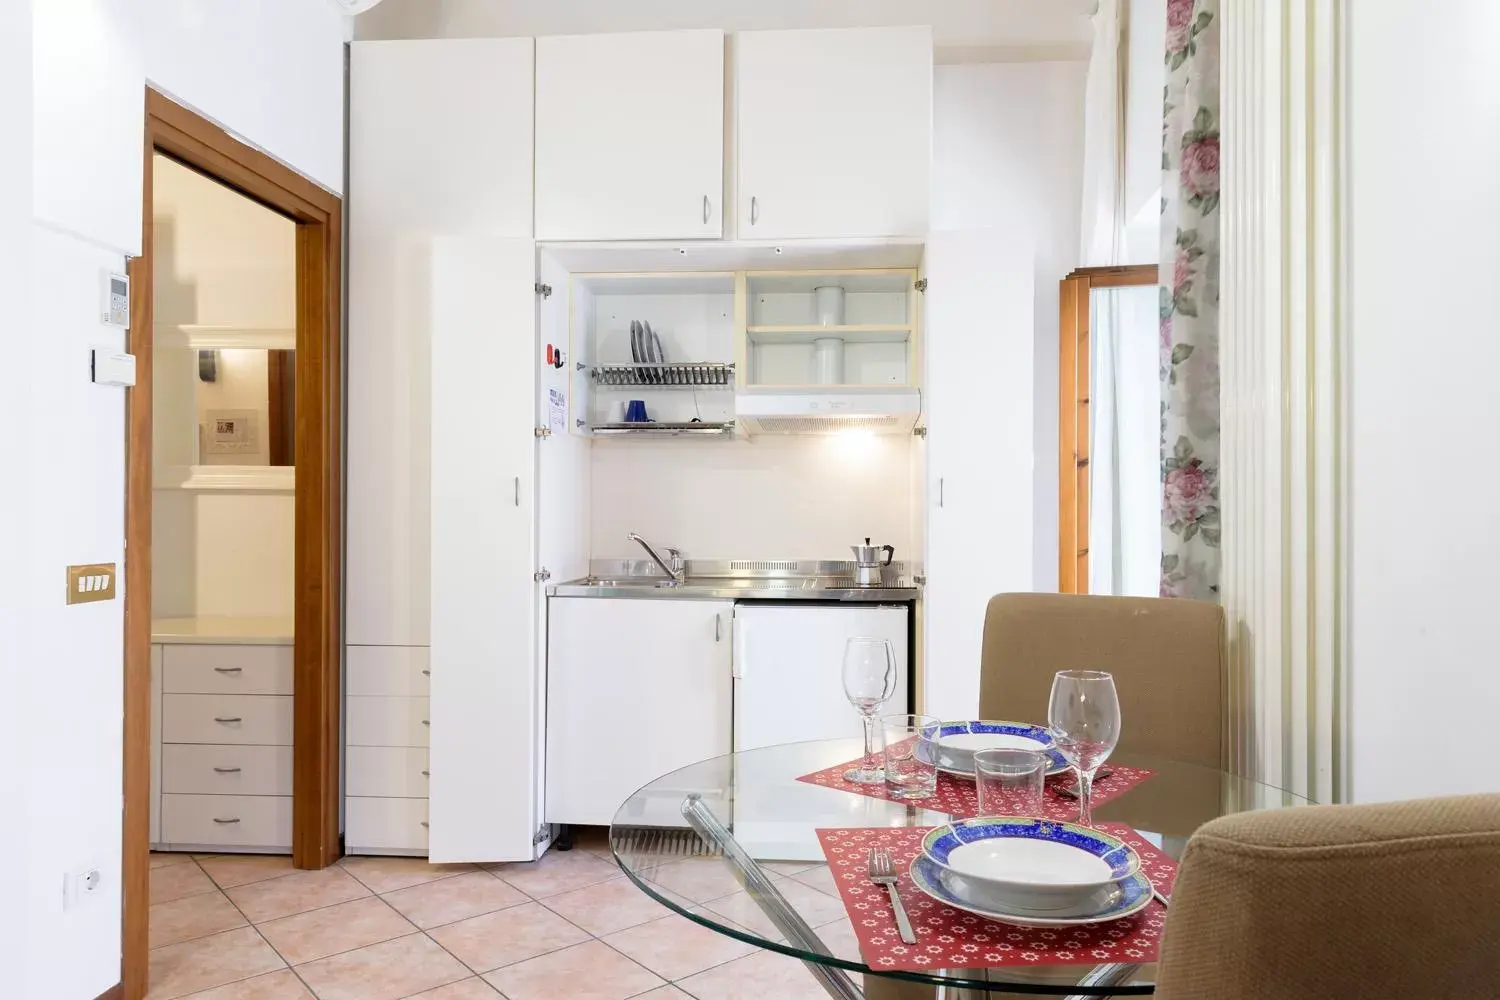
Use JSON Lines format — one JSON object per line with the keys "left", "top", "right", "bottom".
{"left": 95, "top": 985, "right": 123, "bottom": 1000}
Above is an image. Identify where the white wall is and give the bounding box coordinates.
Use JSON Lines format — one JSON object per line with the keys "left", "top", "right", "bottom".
{"left": 1347, "top": 1, "right": 1500, "bottom": 802}
{"left": 21, "top": 2, "right": 347, "bottom": 995}
{"left": 932, "top": 61, "right": 1088, "bottom": 592}
{"left": 590, "top": 436, "right": 916, "bottom": 561}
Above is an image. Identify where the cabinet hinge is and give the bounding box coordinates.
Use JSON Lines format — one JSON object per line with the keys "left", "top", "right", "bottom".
{"left": 914, "top": 278, "right": 928, "bottom": 293}
{"left": 533, "top": 568, "right": 552, "bottom": 583}
{"left": 913, "top": 575, "right": 927, "bottom": 586}
{"left": 533, "top": 824, "right": 550, "bottom": 845}
{"left": 534, "top": 426, "right": 552, "bottom": 439}
{"left": 534, "top": 282, "right": 553, "bottom": 298}
{"left": 912, "top": 426, "right": 927, "bottom": 438}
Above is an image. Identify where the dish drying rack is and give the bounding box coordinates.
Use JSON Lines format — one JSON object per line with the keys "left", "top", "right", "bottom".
{"left": 588, "top": 361, "right": 735, "bottom": 388}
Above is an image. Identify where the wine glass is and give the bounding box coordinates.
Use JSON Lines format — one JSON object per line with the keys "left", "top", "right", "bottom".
{"left": 841, "top": 637, "right": 898, "bottom": 784}
{"left": 1047, "top": 670, "right": 1121, "bottom": 826}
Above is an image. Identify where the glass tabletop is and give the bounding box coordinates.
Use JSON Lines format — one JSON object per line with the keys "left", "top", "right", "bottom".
{"left": 609, "top": 738, "right": 1310, "bottom": 997}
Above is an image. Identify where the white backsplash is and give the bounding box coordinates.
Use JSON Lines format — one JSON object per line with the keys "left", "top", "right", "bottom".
{"left": 590, "top": 433, "right": 917, "bottom": 561}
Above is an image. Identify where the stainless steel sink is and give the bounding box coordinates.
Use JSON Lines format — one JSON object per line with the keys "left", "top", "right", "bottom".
{"left": 582, "top": 577, "right": 680, "bottom": 589}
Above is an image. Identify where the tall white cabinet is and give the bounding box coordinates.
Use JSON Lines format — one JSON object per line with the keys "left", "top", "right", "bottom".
{"left": 735, "top": 26, "right": 932, "bottom": 240}
{"left": 536, "top": 30, "right": 725, "bottom": 241}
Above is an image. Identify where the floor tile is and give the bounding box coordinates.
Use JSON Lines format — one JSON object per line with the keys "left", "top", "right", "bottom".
{"left": 675, "top": 949, "right": 846, "bottom": 1000}
{"left": 150, "top": 890, "right": 248, "bottom": 949}
{"left": 759, "top": 862, "right": 817, "bottom": 877}
{"left": 786, "top": 865, "right": 840, "bottom": 898}
{"left": 540, "top": 875, "right": 688, "bottom": 937}
{"left": 153, "top": 851, "right": 198, "bottom": 870}
{"left": 227, "top": 866, "right": 371, "bottom": 923}
{"left": 256, "top": 895, "right": 415, "bottom": 966}
{"left": 642, "top": 859, "right": 745, "bottom": 904}
{"left": 147, "top": 926, "right": 286, "bottom": 1000}
{"left": 402, "top": 978, "right": 503, "bottom": 999}
{"left": 179, "top": 969, "right": 314, "bottom": 999}
{"left": 566, "top": 826, "right": 615, "bottom": 859}
{"left": 491, "top": 847, "right": 621, "bottom": 898}
{"left": 601, "top": 910, "right": 756, "bottom": 981}
{"left": 152, "top": 862, "right": 218, "bottom": 905}
{"left": 427, "top": 901, "right": 590, "bottom": 974}
{"left": 633, "top": 989, "right": 693, "bottom": 999}
{"left": 340, "top": 855, "right": 476, "bottom": 894}
{"left": 701, "top": 881, "right": 847, "bottom": 942}
{"left": 812, "top": 916, "right": 863, "bottom": 966}
{"left": 382, "top": 871, "right": 529, "bottom": 929}
{"left": 293, "top": 932, "right": 468, "bottom": 1000}
{"left": 198, "top": 855, "right": 300, "bottom": 890}
{"left": 481, "top": 940, "right": 664, "bottom": 1000}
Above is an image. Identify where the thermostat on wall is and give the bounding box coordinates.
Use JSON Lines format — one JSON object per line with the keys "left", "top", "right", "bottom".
{"left": 102, "top": 271, "right": 129, "bottom": 327}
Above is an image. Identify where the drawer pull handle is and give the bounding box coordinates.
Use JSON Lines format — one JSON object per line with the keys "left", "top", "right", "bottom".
{"left": 421, "top": 720, "right": 430, "bottom": 726}
{"left": 420, "top": 821, "right": 430, "bottom": 828}
{"left": 421, "top": 770, "right": 431, "bottom": 777}
{"left": 214, "top": 717, "right": 243, "bottom": 724}
{"left": 213, "top": 817, "right": 241, "bottom": 824}
{"left": 422, "top": 669, "right": 431, "bottom": 676}
{"left": 213, "top": 667, "right": 243, "bottom": 674}
{"left": 213, "top": 767, "right": 242, "bottom": 774}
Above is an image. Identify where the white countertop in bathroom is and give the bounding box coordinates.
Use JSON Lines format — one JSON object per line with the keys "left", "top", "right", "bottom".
{"left": 151, "top": 616, "right": 296, "bottom": 645}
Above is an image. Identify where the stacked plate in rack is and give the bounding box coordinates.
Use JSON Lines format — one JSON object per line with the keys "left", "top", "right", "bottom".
{"left": 910, "top": 817, "right": 1151, "bottom": 927}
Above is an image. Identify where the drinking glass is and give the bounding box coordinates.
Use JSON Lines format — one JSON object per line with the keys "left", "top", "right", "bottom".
{"left": 973, "top": 748, "right": 1047, "bottom": 817}
{"left": 841, "top": 637, "right": 898, "bottom": 784}
{"left": 1047, "top": 670, "right": 1121, "bottom": 826}
{"left": 882, "top": 714, "right": 939, "bottom": 798}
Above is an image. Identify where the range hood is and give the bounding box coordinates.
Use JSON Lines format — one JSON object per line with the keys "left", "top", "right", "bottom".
{"left": 735, "top": 386, "right": 921, "bottom": 435}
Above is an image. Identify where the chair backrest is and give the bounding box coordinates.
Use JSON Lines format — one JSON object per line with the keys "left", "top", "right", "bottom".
{"left": 1155, "top": 795, "right": 1500, "bottom": 1000}
{"left": 978, "top": 593, "right": 1225, "bottom": 769}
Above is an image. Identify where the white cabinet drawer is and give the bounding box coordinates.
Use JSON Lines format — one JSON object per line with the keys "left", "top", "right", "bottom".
{"left": 161, "top": 745, "right": 294, "bottom": 796}
{"left": 161, "top": 793, "right": 292, "bottom": 849}
{"left": 347, "top": 646, "right": 431, "bottom": 697}
{"left": 347, "top": 696, "right": 430, "bottom": 747}
{"left": 346, "top": 797, "right": 429, "bottom": 853}
{"left": 162, "top": 694, "right": 294, "bottom": 746}
{"left": 163, "top": 644, "right": 294, "bottom": 695}
{"left": 347, "top": 746, "right": 429, "bottom": 798}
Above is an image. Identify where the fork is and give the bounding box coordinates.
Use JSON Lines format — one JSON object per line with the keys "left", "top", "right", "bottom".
{"left": 867, "top": 847, "right": 917, "bottom": 944}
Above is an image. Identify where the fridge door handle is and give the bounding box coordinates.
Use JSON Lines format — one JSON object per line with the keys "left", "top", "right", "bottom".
{"left": 731, "top": 615, "right": 745, "bottom": 680}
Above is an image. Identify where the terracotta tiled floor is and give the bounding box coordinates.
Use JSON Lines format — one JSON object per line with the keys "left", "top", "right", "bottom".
{"left": 147, "top": 827, "right": 861, "bottom": 1000}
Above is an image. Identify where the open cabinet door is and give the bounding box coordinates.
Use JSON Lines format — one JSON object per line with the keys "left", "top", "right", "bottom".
{"left": 922, "top": 231, "right": 1036, "bottom": 720}
{"left": 429, "top": 235, "right": 542, "bottom": 861}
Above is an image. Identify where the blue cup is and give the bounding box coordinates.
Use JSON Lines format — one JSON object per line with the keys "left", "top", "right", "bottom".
{"left": 624, "top": 400, "right": 648, "bottom": 422}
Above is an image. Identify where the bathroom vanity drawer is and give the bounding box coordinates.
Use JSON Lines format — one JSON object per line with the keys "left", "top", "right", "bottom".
{"left": 161, "top": 793, "right": 293, "bottom": 849}
{"left": 161, "top": 744, "right": 293, "bottom": 796}
{"left": 347, "top": 746, "right": 429, "bottom": 798}
{"left": 346, "top": 646, "right": 431, "bottom": 697}
{"left": 347, "top": 696, "right": 430, "bottom": 747}
{"left": 346, "top": 796, "right": 429, "bottom": 853}
{"left": 162, "top": 694, "right": 294, "bottom": 746}
{"left": 163, "top": 644, "right": 294, "bottom": 695}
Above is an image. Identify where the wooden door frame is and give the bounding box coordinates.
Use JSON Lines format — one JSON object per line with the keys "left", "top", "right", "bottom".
{"left": 1058, "top": 264, "right": 1158, "bottom": 594}
{"left": 121, "top": 88, "right": 343, "bottom": 999}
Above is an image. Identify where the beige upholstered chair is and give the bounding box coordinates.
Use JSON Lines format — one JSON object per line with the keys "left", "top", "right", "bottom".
{"left": 1155, "top": 794, "right": 1500, "bottom": 999}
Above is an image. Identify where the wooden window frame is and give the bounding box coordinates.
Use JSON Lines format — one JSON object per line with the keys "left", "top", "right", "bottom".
{"left": 121, "top": 88, "right": 343, "bottom": 1000}
{"left": 1058, "top": 264, "right": 1159, "bottom": 594}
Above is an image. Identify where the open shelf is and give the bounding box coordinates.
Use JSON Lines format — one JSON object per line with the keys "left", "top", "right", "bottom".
{"left": 746, "top": 324, "right": 912, "bottom": 344}
{"left": 590, "top": 361, "right": 735, "bottom": 388}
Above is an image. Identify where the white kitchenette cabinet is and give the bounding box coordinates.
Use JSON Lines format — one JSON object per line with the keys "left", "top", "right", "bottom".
{"left": 735, "top": 26, "right": 932, "bottom": 240}
{"left": 546, "top": 597, "right": 734, "bottom": 827}
{"left": 536, "top": 30, "right": 725, "bottom": 241}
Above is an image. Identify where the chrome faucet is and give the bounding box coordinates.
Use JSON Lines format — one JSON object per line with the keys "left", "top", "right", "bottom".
{"left": 627, "top": 532, "right": 684, "bottom": 584}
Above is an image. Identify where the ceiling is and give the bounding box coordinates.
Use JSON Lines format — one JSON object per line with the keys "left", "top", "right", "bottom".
{"left": 356, "top": 0, "right": 1095, "bottom": 61}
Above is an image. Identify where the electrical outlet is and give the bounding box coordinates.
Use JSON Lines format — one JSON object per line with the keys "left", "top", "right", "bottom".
{"left": 63, "top": 867, "right": 103, "bottom": 909}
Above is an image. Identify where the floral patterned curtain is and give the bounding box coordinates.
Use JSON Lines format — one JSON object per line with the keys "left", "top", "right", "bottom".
{"left": 1160, "top": 0, "right": 1221, "bottom": 599}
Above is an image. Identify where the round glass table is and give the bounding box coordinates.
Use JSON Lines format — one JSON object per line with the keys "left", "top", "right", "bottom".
{"left": 609, "top": 738, "right": 1310, "bottom": 997}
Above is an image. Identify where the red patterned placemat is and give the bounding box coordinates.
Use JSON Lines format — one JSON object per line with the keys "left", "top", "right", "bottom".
{"left": 795, "top": 753, "right": 1154, "bottom": 820}
{"left": 815, "top": 823, "right": 1176, "bottom": 972}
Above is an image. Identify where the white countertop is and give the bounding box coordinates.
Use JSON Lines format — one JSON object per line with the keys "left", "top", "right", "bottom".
{"left": 151, "top": 616, "right": 295, "bottom": 645}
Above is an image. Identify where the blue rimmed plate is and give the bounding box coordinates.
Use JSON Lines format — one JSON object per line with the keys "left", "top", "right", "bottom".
{"left": 920, "top": 817, "right": 1141, "bottom": 913}
{"left": 916, "top": 720, "right": 1069, "bottom": 777}
{"left": 909, "top": 853, "right": 1153, "bottom": 927}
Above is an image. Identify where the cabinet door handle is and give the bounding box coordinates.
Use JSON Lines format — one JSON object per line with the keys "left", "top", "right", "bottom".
{"left": 421, "top": 719, "right": 430, "bottom": 726}
{"left": 715, "top": 613, "right": 722, "bottom": 642}
{"left": 422, "top": 669, "right": 431, "bottom": 676}
{"left": 213, "top": 767, "right": 241, "bottom": 774}
{"left": 212, "top": 817, "right": 240, "bottom": 824}
{"left": 421, "top": 769, "right": 431, "bottom": 777}
{"left": 214, "top": 716, "right": 242, "bottom": 724}
{"left": 213, "top": 667, "right": 242, "bottom": 674}
{"left": 514, "top": 476, "right": 520, "bottom": 507}
{"left": 703, "top": 194, "right": 711, "bottom": 224}
{"left": 420, "top": 821, "right": 430, "bottom": 828}
{"left": 939, "top": 477, "right": 945, "bottom": 508}
{"left": 750, "top": 196, "right": 759, "bottom": 226}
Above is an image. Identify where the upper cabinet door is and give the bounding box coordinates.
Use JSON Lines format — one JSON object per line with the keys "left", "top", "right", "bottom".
{"left": 736, "top": 26, "right": 932, "bottom": 240}
{"left": 536, "top": 30, "right": 725, "bottom": 241}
